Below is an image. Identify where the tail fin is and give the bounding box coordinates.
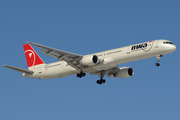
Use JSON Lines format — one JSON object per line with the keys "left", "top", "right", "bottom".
{"left": 23, "top": 44, "right": 45, "bottom": 69}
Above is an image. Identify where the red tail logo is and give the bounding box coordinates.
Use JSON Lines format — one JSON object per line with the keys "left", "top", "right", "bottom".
{"left": 23, "top": 44, "right": 45, "bottom": 67}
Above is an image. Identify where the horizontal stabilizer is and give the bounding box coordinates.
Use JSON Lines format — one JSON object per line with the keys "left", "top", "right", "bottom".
{"left": 4, "top": 65, "right": 34, "bottom": 74}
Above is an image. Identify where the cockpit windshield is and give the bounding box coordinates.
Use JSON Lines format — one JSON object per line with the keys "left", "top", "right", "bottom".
{"left": 163, "top": 42, "right": 173, "bottom": 44}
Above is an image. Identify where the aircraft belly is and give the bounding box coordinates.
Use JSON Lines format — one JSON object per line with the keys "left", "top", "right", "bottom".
{"left": 89, "top": 64, "right": 116, "bottom": 71}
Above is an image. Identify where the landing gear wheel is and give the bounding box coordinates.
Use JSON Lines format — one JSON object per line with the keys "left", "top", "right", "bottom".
{"left": 82, "top": 73, "right": 86, "bottom": 77}
{"left": 96, "top": 70, "right": 106, "bottom": 85}
{"left": 96, "top": 79, "right": 106, "bottom": 85}
{"left": 76, "top": 73, "right": 82, "bottom": 78}
{"left": 76, "top": 73, "right": 80, "bottom": 77}
{"left": 155, "top": 62, "right": 160, "bottom": 67}
{"left": 96, "top": 80, "right": 102, "bottom": 85}
{"left": 76, "top": 71, "right": 86, "bottom": 78}
{"left": 102, "top": 79, "right": 106, "bottom": 83}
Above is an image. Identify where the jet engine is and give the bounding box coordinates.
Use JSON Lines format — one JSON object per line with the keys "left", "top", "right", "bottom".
{"left": 81, "top": 55, "right": 99, "bottom": 66}
{"left": 117, "top": 67, "right": 134, "bottom": 78}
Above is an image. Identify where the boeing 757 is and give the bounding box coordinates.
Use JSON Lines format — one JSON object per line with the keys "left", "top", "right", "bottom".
{"left": 4, "top": 39, "right": 177, "bottom": 85}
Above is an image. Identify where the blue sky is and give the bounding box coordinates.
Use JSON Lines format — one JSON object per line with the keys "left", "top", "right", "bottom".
{"left": 1, "top": 0, "right": 179, "bottom": 120}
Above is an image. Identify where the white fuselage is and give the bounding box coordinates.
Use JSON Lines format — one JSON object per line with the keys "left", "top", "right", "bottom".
{"left": 22, "top": 39, "right": 177, "bottom": 79}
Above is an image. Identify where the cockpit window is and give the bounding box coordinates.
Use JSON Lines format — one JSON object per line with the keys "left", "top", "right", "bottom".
{"left": 163, "top": 42, "right": 173, "bottom": 44}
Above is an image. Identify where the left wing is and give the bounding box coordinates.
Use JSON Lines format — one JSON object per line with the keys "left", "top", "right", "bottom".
{"left": 27, "top": 42, "right": 83, "bottom": 71}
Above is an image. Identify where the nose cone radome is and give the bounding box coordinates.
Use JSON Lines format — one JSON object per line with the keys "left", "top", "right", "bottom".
{"left": 172, "top": 44, "right": 177, "bottom": 51}
{"left": 169, "top": 44, "right": 177, "bottom": 52}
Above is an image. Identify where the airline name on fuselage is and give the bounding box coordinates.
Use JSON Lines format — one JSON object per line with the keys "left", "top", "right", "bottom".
{"left": 131, "top": 43, "right": 148, "bottom": 51}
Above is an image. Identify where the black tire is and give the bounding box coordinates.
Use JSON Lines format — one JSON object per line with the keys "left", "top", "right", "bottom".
{"left": 77, "top": 73, "right": 82, "bottom": 78}
{"left": 97, "top": 80, "right": 100, "bottom": 84}
{"left": 102, "top": 79, "right": 106, "bottom": 83}
{"left": 155, "top": 62, "right": 160, "bottom": 67}
{"left": 82, "top": 73, "right": 86, "bottom": 77}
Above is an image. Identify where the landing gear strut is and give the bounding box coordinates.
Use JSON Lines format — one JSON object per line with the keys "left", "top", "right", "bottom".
{"left": 155, "top": 55, "right": 163, "bottom": 67}
{"left": 77, "top": 71, "right": 86, "bottom": 78}
{"left": 96, "top": 70, "right": 106, "bottom": 85}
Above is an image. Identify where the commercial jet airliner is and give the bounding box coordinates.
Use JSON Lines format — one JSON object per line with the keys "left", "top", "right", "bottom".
{"left": 4, "top": 39, "right": 177, "bottom": 85}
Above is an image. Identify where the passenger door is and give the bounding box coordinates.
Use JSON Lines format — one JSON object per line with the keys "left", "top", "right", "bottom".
{"left": 155, "top": 41, "right": 159, "bottom": 48}
{"left": 127, "top": 46, "right": 131, "bottom": 54}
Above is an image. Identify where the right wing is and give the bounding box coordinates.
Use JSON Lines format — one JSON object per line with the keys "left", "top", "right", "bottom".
{"left": 4, "top": 65, "right": 34, "bottom": 74}
{"left": 27, "top": 42, "right": 84, "bottom": 71}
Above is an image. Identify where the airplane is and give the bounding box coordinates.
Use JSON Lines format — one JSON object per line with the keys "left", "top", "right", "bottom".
{"left": 4, "top": 39, "right": 177, "bottom": 85}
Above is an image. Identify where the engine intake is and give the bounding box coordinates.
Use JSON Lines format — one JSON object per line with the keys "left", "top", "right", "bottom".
{"left": 117, "top": 67, "right": 134, "bottom": 78}
{"left": 81, "top": 55, "right": 99, "bottom": 66}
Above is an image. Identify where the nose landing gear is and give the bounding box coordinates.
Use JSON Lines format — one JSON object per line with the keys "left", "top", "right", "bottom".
{"left": 155, "top": 62, "right": 160, "bottom": 67}
{"left": 155, "top": 55, "right": 163, "bottom": 67}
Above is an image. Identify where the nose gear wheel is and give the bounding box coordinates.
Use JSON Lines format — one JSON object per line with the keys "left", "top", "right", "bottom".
{"left": 155, "top": 55, "right": 163, "bottom": 67}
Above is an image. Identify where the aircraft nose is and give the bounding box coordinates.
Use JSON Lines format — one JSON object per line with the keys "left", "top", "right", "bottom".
{"left": 173, "top": 45, "right": 177, "bottom": 51}
{"left": 170, "top": 44, "right": 177, "bottom": 52}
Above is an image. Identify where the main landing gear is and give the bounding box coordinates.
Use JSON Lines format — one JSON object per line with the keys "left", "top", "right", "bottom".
{"left": 96, "top": 78, "right": 106, "bottom": 85}
{"left": 96, "top": 70, "right": 106, "bottom": 85}
{"left": 155, "top": 55, "right": 163, "bottom": 67}
{"left": 77, "top": 71, "right": 86, "bottom": 78}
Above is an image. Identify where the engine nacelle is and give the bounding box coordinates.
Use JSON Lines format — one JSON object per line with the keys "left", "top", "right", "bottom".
{"left": 81, "top": 55, "right": 99, "bottom": 66}
{"left": 117, "top": 67, "right": 134, "bottom": 78}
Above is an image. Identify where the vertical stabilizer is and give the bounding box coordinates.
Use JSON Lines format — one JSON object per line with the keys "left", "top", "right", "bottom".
{"left": 23, "top": 44, "right": 45, "bottom": 69}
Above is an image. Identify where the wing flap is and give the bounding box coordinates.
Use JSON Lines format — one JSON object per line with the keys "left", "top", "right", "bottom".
{"left": 41, "top": 49, "right": 60, "bottom": 59}
{"left": 4, "top": 65, "right": 34, "bottom": 74}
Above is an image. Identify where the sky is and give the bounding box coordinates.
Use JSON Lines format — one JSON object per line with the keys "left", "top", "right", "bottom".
{"left": 0, "top": 0, "right": 180, "bottom": 120}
